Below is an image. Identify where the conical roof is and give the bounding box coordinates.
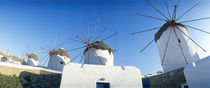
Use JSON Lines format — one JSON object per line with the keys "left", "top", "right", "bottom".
{"left": 155, "top": 22, "right": 186, "bottom": 42}
{"left": 28, "top": 53, "right": 39, "bottom": 61}
{"left": 55, "top": 48, "right": 71, "bottom": 59}
{"left": 85, "top": 40, "right": 115, "bottom": 55}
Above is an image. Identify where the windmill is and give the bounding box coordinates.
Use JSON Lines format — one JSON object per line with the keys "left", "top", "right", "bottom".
{"left": 25, "top": 53, "right": 39, "bottom": 66}
{"left": 67, "top": 18, "right": 117, "bottom": 66}
{"left": 40, "top": 36, "right": 71, "bottom": 71}
{"left": 132, "top": 0, "right": 210, "bottom": 72}
{"left": 22, "top": 47, "right": 39, "bottom": 66}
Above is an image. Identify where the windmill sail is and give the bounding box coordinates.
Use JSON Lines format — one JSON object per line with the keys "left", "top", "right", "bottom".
{"left": 41, "top": 36, "right": 71, "bottom": 71}
{"left": 69, "top": 18, "right": 117, "bottom": 66}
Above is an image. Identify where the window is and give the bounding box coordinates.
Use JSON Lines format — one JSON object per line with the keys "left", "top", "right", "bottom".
{"left": 184, "top": 85, "right": 189, "bottom": 88}
{"left": 96, "top": 82, "right": 110, "bottom": 88}
{"left": 60, "top": 61, "right": 63, "bottom": 64}
{"left": 181, "top": 83, "right": 188, "bottom": 88}
{"left": 178, "top": 39, "right": 181, "bottom": 43}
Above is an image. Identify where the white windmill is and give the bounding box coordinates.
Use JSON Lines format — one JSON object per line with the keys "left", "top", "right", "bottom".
{"left": 60, "top": 18, "right": 142, "bottom": 88}
{"left": 41, "top": 36, "right": 71, "bottom": 71}
{"left": 22, "top": 48, "right": 39, "bottom": 66}
{"left": 67, "top": 18, "right": 117, "bottom": 66}
{"left": 25, "top": 53, "right": 39, "bottom": 66}
{"left": 132, "top": 0, "right": 210, "bottom": 72}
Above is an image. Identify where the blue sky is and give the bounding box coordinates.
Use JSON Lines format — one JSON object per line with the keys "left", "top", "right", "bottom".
{"left": 0, "top": 0, "right": 210, "bottom": 75}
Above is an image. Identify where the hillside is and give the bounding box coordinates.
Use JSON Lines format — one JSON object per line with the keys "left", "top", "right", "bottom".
{"left": 0, "top": 62, "right": 61, "bottom": 88}
{"left": 0, "top": 50, "right": 25, "bottom": 64}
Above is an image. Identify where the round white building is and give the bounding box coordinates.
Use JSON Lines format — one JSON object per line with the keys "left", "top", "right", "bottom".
{"left": 155, "top": 22, "right": 200, "bottom": 72}
{"left": 26, "top": 53, "right": 39, "bottom": 66}
{"left": 47, "top": 48, "right": 71, "bottom": 71}
{"left": 84, "top": 40, "right": 114, "bottom": 66}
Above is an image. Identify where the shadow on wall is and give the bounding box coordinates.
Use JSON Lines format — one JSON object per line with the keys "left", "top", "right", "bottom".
{"left": 89, "top": 55, "right": 108, "bottom": 65}
{"left": 97, "top": 55, "right": 107, "bottom": 65}
{"left": 19, "top": 71, "right": 61, "bottom": 88}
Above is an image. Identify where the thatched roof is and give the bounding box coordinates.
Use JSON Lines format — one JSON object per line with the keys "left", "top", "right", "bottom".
{"left": 85, "top": 40, "right": 115, "bottom": 55}
{"left": 28, "top": 53, "right": 39, "bottom": 61}
{"left": 55, "top": 48, "right": 71, "bottom": 59}
{"left": 155, "top": 22, "right": 186, "bottom": 42}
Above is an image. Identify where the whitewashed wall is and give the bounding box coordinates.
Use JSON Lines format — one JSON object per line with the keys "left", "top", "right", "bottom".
{"left": 26, "top": 59, "right": 39, "bottom": 66}
{"left": 84, "top": 48, "right": 114, "bottom": 66}
{"left": 47, "top": 55, "right": 70, "bottom": 71}
{"left": 0, "top": 55, "right": 3, "bottom": 59}
{"left": 156, "top": 26, "right": 199, "bottom": 72}
{"left": 60, "top": 63, "right": 142, "bottom": 88}
{"left": 184, "top": 56, "right": 210, "bottom": 88}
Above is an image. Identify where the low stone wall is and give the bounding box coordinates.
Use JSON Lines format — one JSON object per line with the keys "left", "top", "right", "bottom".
{"left": 143, "top": 68, "right": 186, "bottom": 88}
{"left": 19, "top": 71, "right": 61, "bottom": 88}
{"left": 0, "top": 63, "right": 62, "bottom": 88}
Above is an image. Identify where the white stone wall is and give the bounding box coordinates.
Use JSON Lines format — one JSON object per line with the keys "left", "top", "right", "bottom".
{"left": 184, "top": 56, "right": 210, "bottom": 88}
{"left": 156, "top": 26, "right": 199, "bottom": 72}
{"left": 84, "top": 48, "right": 114, "bottom": 66}
{"left": 60, "top": 63, "right": 142, "bottom": 88}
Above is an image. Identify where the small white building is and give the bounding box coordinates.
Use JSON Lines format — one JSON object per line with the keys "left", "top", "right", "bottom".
{"left": 60, "top": 41, "right": 142, "bottom": 88}
{"left": 60, "top": 63, "right": 142, "bottom": 88}
{"left": 0, "top": 55, "right": 3, "bottom": 59}
{"left": 184, "top": 56, "right": 210, "bottom": 88}
{"left": 47, "top": 48, "right": 71, "bottom": 71}
{"left": 26, "top": 53, "right": 39, "bottom": 66}
{"left": 8, "top": 57, "right": 22, "bottom": 65}
{"left": 0, "top": 55, "right": 6, "bottom": 62}
{"left": 155, "top": 22, "right": 199, "bottom": 72}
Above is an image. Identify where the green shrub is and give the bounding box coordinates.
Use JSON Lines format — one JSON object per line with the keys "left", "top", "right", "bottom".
{"left": 0, "top": 74, "right": 23, "bottom": 88}
{"left": 1, "top": 56, "right": 8, "bottom": 62}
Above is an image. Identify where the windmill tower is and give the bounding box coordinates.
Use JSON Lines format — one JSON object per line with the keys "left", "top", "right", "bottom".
{"left": 68, "top": 18, "right": 117, "bottom": 66}
{"left": 83, "top": 40, "right": 114, "bottom": 65}
{"left": 41, "top": 37, "right": 71, "bottom": 71}
{"left": 132, "top": 0, "right": 210, "bottom": 72}
{"left": 47, "top": 48, "right": 71, "bottom": 71}
{"left": 25, "top": 53, "right": 39, "bottom": 66}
